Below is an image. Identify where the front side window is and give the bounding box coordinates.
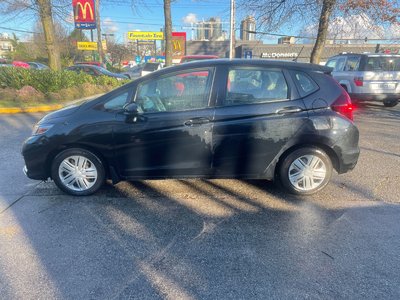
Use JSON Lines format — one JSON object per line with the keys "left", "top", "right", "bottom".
{"left": 135, "top": 69, "right": 213, "bottom": 113}
{"left": 326, "top": 57, "right": 346, "bottom": 71}
{"left": 104, "top": 91, "right": 130, "bottom": 110}
{"left": 344, "top": 56, "right": 360, "bottom": 71}
{"left": 335, "top": 57, "right": 346, "bottom": 71}
{"left": 224, "top": 68, "right": 288, "bottom": 105}
{"left": 326, "top": 58, "right": 337, "bottom": 69}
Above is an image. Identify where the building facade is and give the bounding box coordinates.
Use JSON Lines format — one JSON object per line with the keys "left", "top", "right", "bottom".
{"left": 0, "top": 38, "right": 13, "bottom": 58}
{"left": 196, "top": 18, "right": 223, "bottom": 41}
{"left": 240, "top": 16, "right": 256, "bottom": 41}
{"left": 186, "top": 40, "right": 399, "bottom": 63}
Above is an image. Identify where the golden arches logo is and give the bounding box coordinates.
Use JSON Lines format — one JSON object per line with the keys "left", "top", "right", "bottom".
{"left": 172, "top": 40, "right": 182, "bottom": 51}
{"left": 75, "top": 1, "right": 94, "bottom": 21}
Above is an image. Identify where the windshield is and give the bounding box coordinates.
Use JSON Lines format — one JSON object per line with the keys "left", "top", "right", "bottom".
{"left": 365, "top": 57, "right": 400, "bottom": 71}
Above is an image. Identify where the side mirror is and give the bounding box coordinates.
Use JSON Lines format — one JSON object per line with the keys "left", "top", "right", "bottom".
{"left": 123, "top": 102, "right": 139, "bottom": 115}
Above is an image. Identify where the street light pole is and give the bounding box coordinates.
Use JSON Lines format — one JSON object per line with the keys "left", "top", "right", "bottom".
{"left": 229, "top": 0, "right": 235, "bottom": 59}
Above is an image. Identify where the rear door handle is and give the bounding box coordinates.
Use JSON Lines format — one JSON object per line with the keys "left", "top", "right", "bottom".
{"left": 276, "top": 106, "right": 303, "bottom": 114}
{"left": 184, "top": 117, "right": 210, "bottom": 126}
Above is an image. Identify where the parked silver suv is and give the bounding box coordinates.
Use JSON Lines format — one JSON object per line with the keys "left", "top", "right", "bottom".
{"left": 326, "top": 53, "right": 400, "bottom": 107}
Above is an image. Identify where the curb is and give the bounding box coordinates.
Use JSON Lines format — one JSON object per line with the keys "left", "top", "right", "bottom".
{"left": 0, "top": 105, "right": 63, "bottom": 114}
{"left": 0, "top": 93, "right": 105, "bottom": 115}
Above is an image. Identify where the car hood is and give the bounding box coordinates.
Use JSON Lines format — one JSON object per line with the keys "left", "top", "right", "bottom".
{"left": 39, "top": 103, "right": 83, "bottom": 124}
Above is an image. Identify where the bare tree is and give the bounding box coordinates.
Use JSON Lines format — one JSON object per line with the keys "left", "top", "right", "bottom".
{"left": 240, "top": 0, "right": 400, "bottom": 64}
{"left": 0, "top": 0, "right": 63, "bottom": 70}
{"left": 310, "top": 0, "right": 336, "bottom": 64}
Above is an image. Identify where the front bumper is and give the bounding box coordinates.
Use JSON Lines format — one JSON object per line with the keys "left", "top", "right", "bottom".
{"left": 22, "top": 135, "right": 53, "bottom": 181}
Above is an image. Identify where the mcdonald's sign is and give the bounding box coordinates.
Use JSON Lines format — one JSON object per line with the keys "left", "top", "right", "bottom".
{"left": 72, "top": 0, "right": 96, "bottom": 29}
{"left": 172, "top": 32, "right": 186, "bottom": 60}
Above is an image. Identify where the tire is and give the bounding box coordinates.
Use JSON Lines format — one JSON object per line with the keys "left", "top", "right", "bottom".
{"left": 51, "top": 148, "right": 105, "bottom": 196}
{"left": 278, "top": 147, "right": 333, "bottom": 195}
{"left": 383, "top": 99, "right": 398, "bottom": 107}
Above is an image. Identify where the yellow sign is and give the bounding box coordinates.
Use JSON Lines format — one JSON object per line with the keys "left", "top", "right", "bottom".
{"left": 77, "top": 41, "right": 107, "bottom": 51}
{"left": 77, "top": 41, "right": 98, "bottom": 51}
{"left": 127, "top": 31, "right": 164, "bottom": 40}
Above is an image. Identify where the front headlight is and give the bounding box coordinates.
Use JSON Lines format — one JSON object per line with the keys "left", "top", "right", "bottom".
{"left": 32, "top": 124, "right": 53, "bottom": 135}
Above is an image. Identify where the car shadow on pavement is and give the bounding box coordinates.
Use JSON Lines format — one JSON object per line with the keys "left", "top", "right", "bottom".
{"left": 2, "top": 176, "right": 400, "bottom": 299}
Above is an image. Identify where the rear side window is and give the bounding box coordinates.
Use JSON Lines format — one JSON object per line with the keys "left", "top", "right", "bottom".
{"left": 364, "top": 56, "right": 400, "bottom": 71}
{"left": 224, "top": 68, "right": 288, "bottom": 105}
{"left": 292, "top": 71, "right": 319, "bottom": 97}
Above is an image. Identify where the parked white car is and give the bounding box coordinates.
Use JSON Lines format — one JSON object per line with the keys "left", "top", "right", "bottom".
{"left": 326, "top": 53, "right": 400, "bottom": 107}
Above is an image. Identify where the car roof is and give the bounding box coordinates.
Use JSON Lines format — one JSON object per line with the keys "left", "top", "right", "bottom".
{"left": 72, "top": 64, "right": 101, "bottom": 69}
{"left": 330, "top": 53, "right": 400, "bottom": 58}
{"left": 160, "top": 58, "right": 332, "bottom": 73}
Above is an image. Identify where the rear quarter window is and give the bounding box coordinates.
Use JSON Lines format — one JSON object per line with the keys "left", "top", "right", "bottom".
{"left": 363, "top": 56, "right": 400, "bottom": 71}
{"left": 292, "top": 71, "right": 319, "bottom": 97}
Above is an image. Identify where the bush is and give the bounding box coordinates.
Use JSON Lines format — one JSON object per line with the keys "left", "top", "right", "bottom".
{"left": 0, "top": 67, "right": 128, "bottom": 107}
{"left": 0, "top": 67, "right": 127, "bottom": 94}
{"left": 16, "top": 86, "right": 45, "bottom": 103}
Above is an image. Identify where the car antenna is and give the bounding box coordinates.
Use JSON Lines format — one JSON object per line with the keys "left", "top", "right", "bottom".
{"left": 293, "top": 46, "right": 304, "bottom": 62}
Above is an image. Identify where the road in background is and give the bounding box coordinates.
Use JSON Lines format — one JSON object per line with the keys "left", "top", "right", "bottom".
{"left": 0, "top": 104, "right": 399, "bottom": 299}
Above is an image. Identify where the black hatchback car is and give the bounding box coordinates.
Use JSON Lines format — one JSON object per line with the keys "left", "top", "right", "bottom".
{"left": 22, "top": 59, "right": 359, "bottom": 196}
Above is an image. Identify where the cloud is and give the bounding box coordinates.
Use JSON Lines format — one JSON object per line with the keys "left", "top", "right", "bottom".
{"left": 182, "top": 13, "right": 197, "bottom": 24}
{"left": 102, "top": 17, "right": 119, "bottom": 33}
{"left": 301, "top": 14, "right": 387, "bottom": 43}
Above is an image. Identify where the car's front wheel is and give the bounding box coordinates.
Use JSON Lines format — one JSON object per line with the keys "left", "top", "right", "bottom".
{"left": 51, "top": 148, "right": 105, "bottom": 196}
{"left": 278, "top": 147, "right": 332, "bottom": 195}
{"left": 383, "top": 99, "right": 398, "bottom": 107}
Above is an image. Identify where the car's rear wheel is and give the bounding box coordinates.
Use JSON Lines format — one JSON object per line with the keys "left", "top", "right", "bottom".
{"left": 278, "top": 147, "right": 332, "bottom": 195}
{"left": 383, "top": 99, "right": 398, "bottom": 107}
{"left": 51, "top": 148, "right": 105, "bottom": 196}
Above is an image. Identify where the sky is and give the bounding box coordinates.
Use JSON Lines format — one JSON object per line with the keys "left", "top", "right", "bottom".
{"left": 0, "top": 0, "right": 244, "bottom": 42}
{"left": 1, "top": 0, "right": 399, "bottom": 44}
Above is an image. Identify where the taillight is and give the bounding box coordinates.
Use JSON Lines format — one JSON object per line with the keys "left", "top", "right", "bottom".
{"left": 354, "top": 76, "right": 363, "bottom": 86}
{"left": 331, "top": 90, "right": 354, "bottom": 121}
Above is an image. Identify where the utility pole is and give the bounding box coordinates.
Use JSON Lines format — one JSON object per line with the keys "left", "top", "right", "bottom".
{"left": 95, "top": 0, "right": 104, "bottom": 64}
{"left": 229, "top": 0, "right": 235, "bottom": 59}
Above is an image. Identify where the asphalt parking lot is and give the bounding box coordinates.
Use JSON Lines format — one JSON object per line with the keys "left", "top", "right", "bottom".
{"left": 0, "top": 103, "right": 399, "bottom": 299}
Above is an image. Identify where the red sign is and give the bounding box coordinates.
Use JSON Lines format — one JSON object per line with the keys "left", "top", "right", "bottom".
{"left": 72, "top": 0, "right": 96, "bottom": 29}
{"left": 172, "top": 32, "right": 186, "bottom": 59}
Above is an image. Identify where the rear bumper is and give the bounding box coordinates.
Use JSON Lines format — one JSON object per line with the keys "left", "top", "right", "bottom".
{"left": 337, "top": 147, "right": 360, "bottom": 174}
{"left": 349, "top": 93, "right": 399, "bottom": 102}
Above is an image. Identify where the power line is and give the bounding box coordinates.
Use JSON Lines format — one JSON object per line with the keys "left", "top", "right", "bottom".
{"left": 0, "top": 26, "right": 38, "bottom": 34}
{"left": 246, "top": 30, "right": 400, "bottom": 41}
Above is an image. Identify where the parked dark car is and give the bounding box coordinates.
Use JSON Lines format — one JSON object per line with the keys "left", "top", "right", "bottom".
{"left": 66, "top": 64, "right": 128, "bottom": 80}
{"left": 121, "top": 64, "right": 144, "bottom": 79}
{"left": 22, "top": 59, "right": 359, "bottom": 196}
{"left": 27, "top": 62, "right": 49, "bottom": 70}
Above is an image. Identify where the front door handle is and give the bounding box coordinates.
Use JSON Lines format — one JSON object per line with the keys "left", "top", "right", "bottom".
{"left": 184, "top": 117, "right": 210, "bottom": 126}
{"left": 276, "top": 106, "right": 303, "bottom": 114}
